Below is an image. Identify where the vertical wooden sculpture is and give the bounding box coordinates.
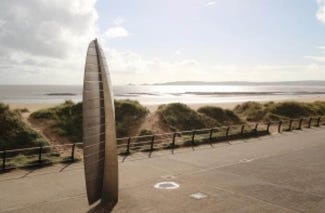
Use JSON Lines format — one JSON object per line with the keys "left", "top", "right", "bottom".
{"left": 83, "top": 39, "right": 118, "bottom": 206}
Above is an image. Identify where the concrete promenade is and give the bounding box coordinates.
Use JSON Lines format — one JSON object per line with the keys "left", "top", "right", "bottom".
{"left": 1, "top": 128, "right": 325, "bottom": 212}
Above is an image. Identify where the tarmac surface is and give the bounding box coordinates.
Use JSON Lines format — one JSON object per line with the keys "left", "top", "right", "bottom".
{"left": 1, "top": 128, "right": 325, "bottom": 212}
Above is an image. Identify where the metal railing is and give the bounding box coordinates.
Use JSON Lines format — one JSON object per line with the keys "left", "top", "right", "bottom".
{"left": 0, "top": 116, "right": 323, "bottom": 171}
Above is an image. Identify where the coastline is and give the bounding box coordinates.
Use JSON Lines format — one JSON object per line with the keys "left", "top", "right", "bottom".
{"left": 6, "top": 95, "right": 325, "bottom": 113}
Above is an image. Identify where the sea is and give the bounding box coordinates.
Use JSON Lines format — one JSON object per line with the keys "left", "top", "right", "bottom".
{"left": 1, "top": 83, "right": 325, "bottom": 105}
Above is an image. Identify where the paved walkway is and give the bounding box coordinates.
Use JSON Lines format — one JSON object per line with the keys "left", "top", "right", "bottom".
{"left": 1, "top": 128, "right": 325, "bottom": 212}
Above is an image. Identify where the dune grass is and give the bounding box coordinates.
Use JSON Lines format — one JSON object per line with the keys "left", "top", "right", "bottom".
{"left": 30, "top": 99, "right": 149, "bottom": 141}
{"left": 0, "top": 103, "right": 47, "bottom": 150}
{"left": 31, "top": 100, "right": 82, "bottom": 142}
{"left": 234, "top": 101, "right": 325, "bottom": 122}
{"left": 197, "top": 106, "right": 243, "bottom": 126}
{"left": 157, "top": 103, "right": 217, "bottom": 131}
{"left": 114, "top": 99, "right": 149, "bottom": 137}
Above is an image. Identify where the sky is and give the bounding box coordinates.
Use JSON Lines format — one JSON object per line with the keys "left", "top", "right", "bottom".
{"left": 0, "top": 0, "right": 325, "bottom": 85}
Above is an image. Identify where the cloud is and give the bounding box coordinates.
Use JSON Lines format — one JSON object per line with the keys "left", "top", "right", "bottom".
{"left": 113, "top": 17, "right": 125, "bottom": 26}
{"left": 0, "top": 0, "right": 98, "bottom": 84}
{"left": 205, "top": 1, "right": 216, "bottom": 6}
{"left": 316, "top": 0, "right": 325, "bottom": 23}
{"left": 105, "top": 26, "right": 129, "bottom": 39}
{"left": 305, "top": 56, "right": 325, "bottom": 62}
{"left": 102, "top": 47, "right": 203, "bottom": 84}
{"left": 174, "top": 50, "right": 182, "bottom": 56}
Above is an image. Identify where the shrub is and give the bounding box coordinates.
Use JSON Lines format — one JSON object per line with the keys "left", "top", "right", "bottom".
{"left": 115, "top": 99, "right": 149, "bottom": 137}
{"left": 0, "top": 103, "right": 47, "bottom": 150}
{"left": 234, "top": 101, "right": 266, "bottom": 121}
{"left": 269, "top": 102, "right": 315, "bottom": 118}
{"left": 234, "top": 101, "right": 325, "bottom": 122}
{"left": 157, "top": 103, "right": 216, "bottom": 131}
{"left": 138, "top": 129, "right": 154, "bottom": 136}
{"left": 31, "top": 99, "right": 149, "bottom": 141}
{"left": 197, "top": 106, "right": 242, "bottom": 125}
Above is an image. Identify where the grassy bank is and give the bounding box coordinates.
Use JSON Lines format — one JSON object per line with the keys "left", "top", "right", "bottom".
{"left": 234, "top": 101, "right": 325, "bottom": 122}
{"left": 30, "top": 99, "right": 149, "bottom": 142}
{"left": 0, "top": 103, "right": 47, "bottom": 150}
{"left": 157, "top": 103, "right": 244, "bottom": 131}
{"left": 4, "top": 100, "right": 325, "bottom": 150}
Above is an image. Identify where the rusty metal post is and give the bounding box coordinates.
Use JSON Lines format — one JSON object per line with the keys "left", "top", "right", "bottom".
{"left": 278, "top": 121, "right": 282, "bottom": 133}
{"left": 308, "top": 118, "right": 312, "bottom": 128}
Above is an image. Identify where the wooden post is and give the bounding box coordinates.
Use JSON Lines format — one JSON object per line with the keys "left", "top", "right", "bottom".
{"left": 317, "top": 117, "right": 321, "bottom": 127}
{"left": 278, "top": 121, "right": 282, "bottom": 133}
{"left": 266, "top": 122, "right": 271, "bottom": 133}
{"left": 226, "top": 127, "right": 230, "bottom": 138}
{"left": 308, "top": 118, "right": 312, "bottom": 128}
{"left": 298, "top": 118, "right": 303, "bottom": 130}
{"left": 2, "top": 151, "right": 6, "bottom": 171}
{"left": 38, "top": 146, "right": 43, "bottom": 165}
{"left": 126, "top": 137, "right": 131, "bottom": 153}
{"left": 254, "top": 123, "right": 259, "bottom": 134}
{"left": 71, "top": 143, "right": 76, "bottom": 161}
{"left": 240, "top": 125, "right": 245, "bottom": 135}
{"left": 209, "top": 128, "right": 214, "bottom": 142}
{"left": 191, "top": 130, "right": 196, "bottom": 145}
{"left": 150, "top": 135, "right": 155, "bottom": 151}
{"left": 172, "top": 133, "right": 177, "bottom": 148}
{"left": 288, "top": 120, "right": 293, "bottom": 131}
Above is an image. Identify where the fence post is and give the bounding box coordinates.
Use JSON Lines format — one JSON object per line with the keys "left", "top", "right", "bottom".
{"left": 278, "top": 121, "right": 282, "bottom": 133}
{"left": 209, "top": 128, "right": 214, "bottom": 142}
{"left": 38, "top": 146, "right": 43, "bottom": 165}
{"left": 308, "top": 118, "right": 313, "bottom": 128}
{"left": 317, "top": 117, "right": 321, "bottom": 127}
{"left": 172, "top": 133, "right": 177, "bottom": 148}
{"left": 126, "top": 137, "right": 131, "bottom": 153}
{"left": 2, "top": 151, "right": 6, "bottom": 171}
{"left": 267, "top": 122, "right": 271, "bottom": 133}
{"left": 288, "top": 120, "right": 293, "bottom": 131}
{"left": 254, "top": 123, "right": 259, "bottom": 134}
{"left": 298, "top": 118, "right": 303, "bottom": 130}
{"left": 191, "top": 130, "right": 196, "bottom": 145}
{"left": 150, "top": 135, "right": 155, "bottom": 151}
{"left": 240, "top": 125, "right": 245, "bottom": 135}
{"left": 226, "top": 127, "right": 230, "bottom": 138}
{"left": 71, "top": 143, "right": 76, "bottom": 161}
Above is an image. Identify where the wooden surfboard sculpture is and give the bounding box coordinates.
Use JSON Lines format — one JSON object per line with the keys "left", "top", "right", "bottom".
{"left": 83, "top": 39, "right": 118, "bottom": 206}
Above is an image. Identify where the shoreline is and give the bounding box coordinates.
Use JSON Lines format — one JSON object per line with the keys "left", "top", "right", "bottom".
{"left": 6, "top": 96, "right": 325, "bottom": 113}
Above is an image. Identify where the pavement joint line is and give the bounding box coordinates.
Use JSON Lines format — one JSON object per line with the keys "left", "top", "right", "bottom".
{"left": 212, "top": 168, "right": 325, "bottom": 199}
{"left": 177, "top": 143, "right": 325, "bottom": 180}
{"left": 209, "top": 183, "right": 300, "bottom": 213}
{"left": 0, "top": 166, "right": 85, "bottom": 183}
{"left": 0, "top": 194, "right": 86, "bottom": 213}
